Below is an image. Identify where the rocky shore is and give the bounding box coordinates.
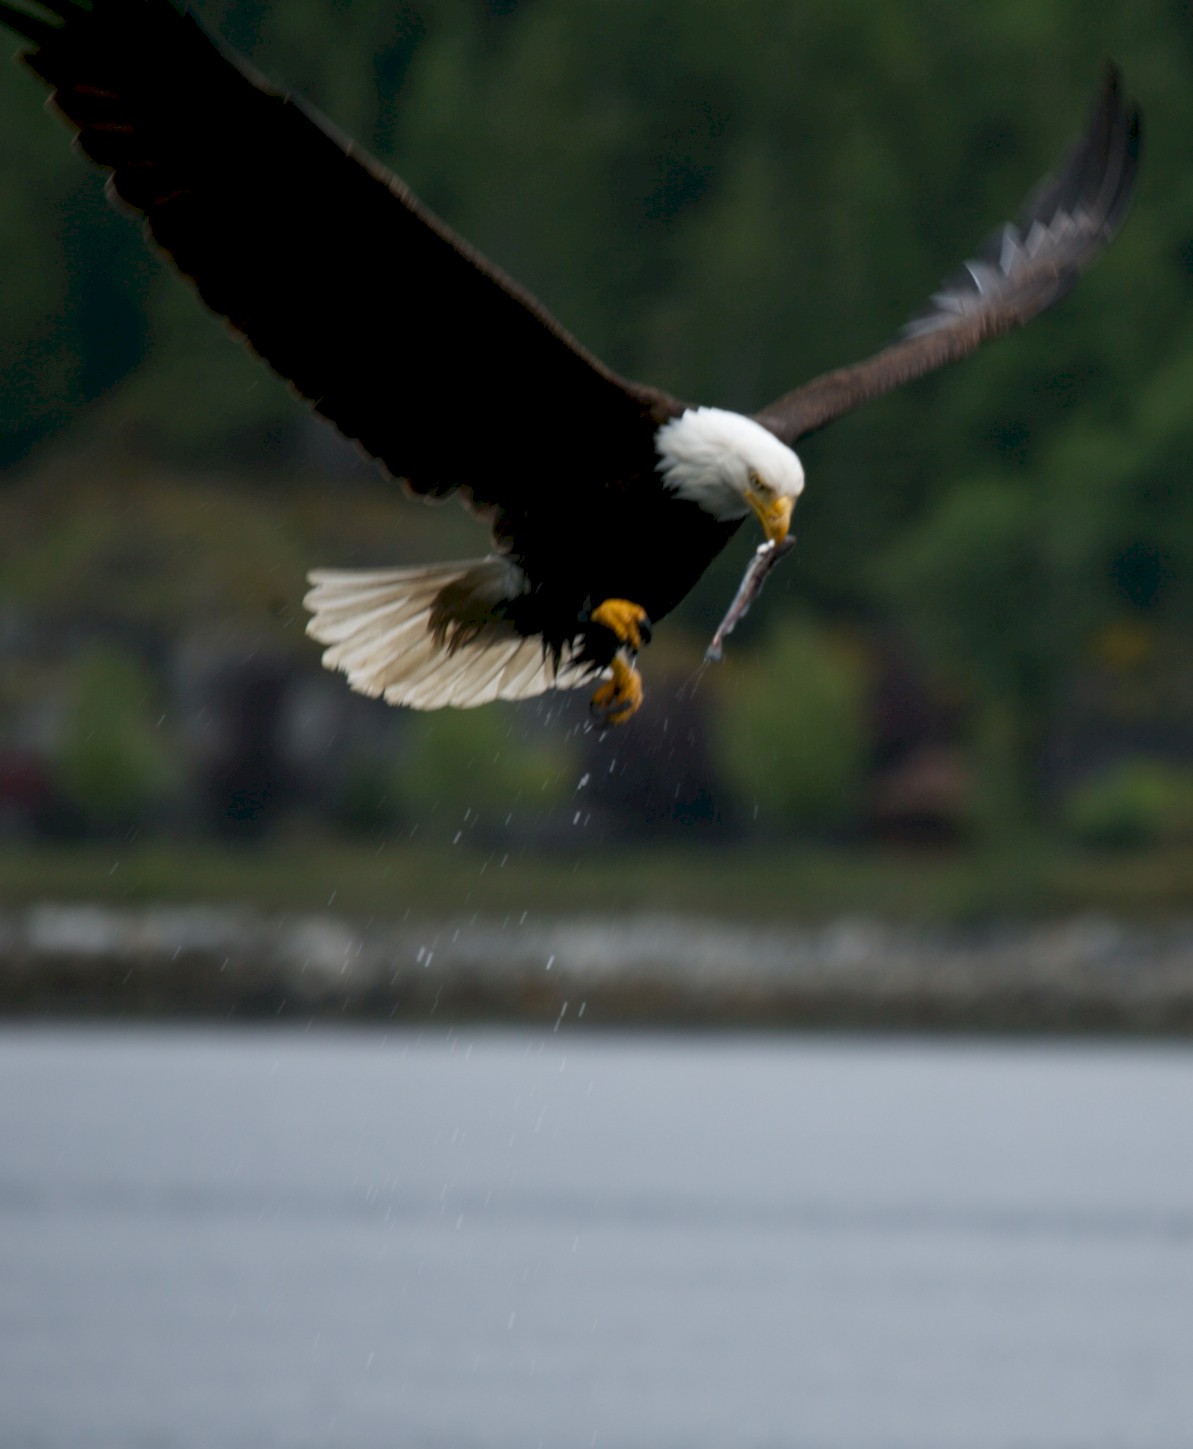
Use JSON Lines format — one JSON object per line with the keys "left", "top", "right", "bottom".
{"left": 4, "top": 904, "right": 1193, "bottom": 1031}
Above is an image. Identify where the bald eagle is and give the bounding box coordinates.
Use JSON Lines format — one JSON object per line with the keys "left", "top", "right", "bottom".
{"left": 1, "top": 2, "right": 1139, "bottom": 724}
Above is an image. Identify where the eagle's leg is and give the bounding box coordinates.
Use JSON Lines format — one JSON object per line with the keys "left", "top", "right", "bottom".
{"left": 588, "top": 598, "right": 651, "bottom": 725}
{"left": 590, "top": 654, "right": 644, "bottom": 725}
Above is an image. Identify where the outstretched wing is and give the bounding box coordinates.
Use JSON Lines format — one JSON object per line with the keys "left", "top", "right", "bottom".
{"left": 0, "top": 0, "right": 684, "bottom": 520}
{"left": 754, "top": 66, "right": 1140, "bottom": 446}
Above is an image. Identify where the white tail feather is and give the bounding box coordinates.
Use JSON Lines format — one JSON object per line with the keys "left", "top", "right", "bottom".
{"left": 304, "top": 557, "right": 590, "bottom": 710}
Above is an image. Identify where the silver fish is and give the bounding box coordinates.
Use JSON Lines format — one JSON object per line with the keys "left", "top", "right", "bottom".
{"left": 705, "top": 536, "right": 795, "bottom": 662}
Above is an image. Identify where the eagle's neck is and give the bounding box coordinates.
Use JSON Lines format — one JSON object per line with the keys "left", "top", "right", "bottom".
{"left": 655, "top": 411, "right": 750, "bottom": 521}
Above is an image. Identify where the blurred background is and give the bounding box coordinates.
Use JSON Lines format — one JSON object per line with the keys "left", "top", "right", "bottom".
{"left": 6, "top": 6, "right": 1193, "bottom": 1448}
{"left": 1, "top": 0, "right": 1192, "bottom": 926}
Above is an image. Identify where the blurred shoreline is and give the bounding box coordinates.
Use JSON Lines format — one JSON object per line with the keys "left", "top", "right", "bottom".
{"left": 5, "top": 904, "right": 1193, "bottom": 1033}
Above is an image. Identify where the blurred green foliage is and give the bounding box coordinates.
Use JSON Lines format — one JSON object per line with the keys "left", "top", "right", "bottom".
{"left": 1063, "top": 760, "right": 1193, "bottom": 850}
{"left": 322, "top": 705, "right": 578, "bottom": 839}
{"left": 715, "top": 622, "right": 867, "bottom": 832}
{"left": 397, "top": 703, "right": 577, "bottom": 821}
{"left": 52, "top": 646, "right": 182, "bottom": 836}
{"left": 2, "top": 0, "right": 1192, "bottom": 844}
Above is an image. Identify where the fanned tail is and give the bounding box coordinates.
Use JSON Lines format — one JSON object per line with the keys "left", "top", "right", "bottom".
{"left": 304, "top": 556, "right": 589, "bottom": 710}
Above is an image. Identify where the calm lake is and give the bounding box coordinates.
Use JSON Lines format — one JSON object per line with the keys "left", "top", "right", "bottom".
{"left": 3, "top": 1026, "right": 1193, "bottom": 1448}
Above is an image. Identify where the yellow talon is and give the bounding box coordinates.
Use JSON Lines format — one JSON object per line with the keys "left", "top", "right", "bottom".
{"left": 590, "top": 598, "right": 651, "bottom": 653}
{"left": 590, "top": 654, "right": 644, "bottom": 726}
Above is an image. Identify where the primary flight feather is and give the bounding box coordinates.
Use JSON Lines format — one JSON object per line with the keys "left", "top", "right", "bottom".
{"left": 0, "top": 0, "right": 1141, "bottom": 723}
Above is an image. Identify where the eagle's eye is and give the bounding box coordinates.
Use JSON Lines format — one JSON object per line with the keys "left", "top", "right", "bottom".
{"left": 748, "top": 469, "right": 774, "bottom": 496}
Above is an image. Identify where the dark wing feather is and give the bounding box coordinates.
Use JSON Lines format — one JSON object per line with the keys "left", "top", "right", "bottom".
{"left": 754, "top": 66, "right": 1140, "bottom": 446}
{"left": 0, "top": 0, "right": 684, "bottom": 533}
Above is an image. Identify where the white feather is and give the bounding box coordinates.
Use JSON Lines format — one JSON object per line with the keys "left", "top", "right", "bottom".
{"left": 304, "top": 556, "right": 590, "bottom": 710}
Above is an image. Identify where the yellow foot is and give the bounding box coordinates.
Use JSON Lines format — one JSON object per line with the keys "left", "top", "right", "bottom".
{"left": 590, "top": 654, "right": 644, "bottom": 726}
{"left": 590, "top": 598, "right": 651, "bottom": 653}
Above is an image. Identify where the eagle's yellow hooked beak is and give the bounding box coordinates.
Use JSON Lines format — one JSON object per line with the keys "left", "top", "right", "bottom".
{"left": 746, "top": 488, "right": 794, "bottom": 546}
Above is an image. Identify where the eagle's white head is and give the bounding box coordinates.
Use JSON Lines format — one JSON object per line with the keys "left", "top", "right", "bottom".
{"left": 656, "top": 406, "right": 805, "bottom": 543}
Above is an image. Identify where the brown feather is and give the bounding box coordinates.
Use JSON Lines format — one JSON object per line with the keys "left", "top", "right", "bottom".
{"left": 754, "top": 66, "right": 1141, "bottom": 445}
{"left": 5, "top": 0, "right": 685, "bottom": 562}
{"left": 0, "top": 4, "right": 1142, "bottom": 656}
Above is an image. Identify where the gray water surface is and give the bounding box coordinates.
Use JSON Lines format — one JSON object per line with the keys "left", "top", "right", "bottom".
{"left": 3, "top": 1027, "right": 1193, "bottom": 1448}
